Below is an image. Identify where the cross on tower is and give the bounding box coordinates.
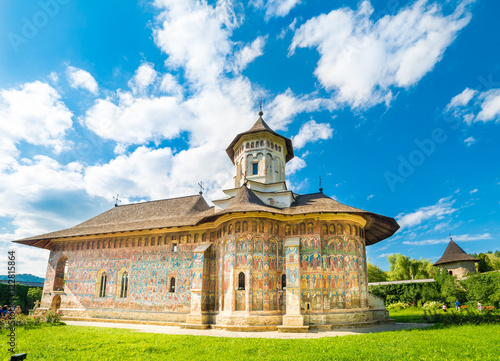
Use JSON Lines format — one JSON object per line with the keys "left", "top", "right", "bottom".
{"left": 113, "top": 194, "right": 122, "bottom": 207}
{"left": 198, "top": 182, "right": 204, "bottom": 195}
{"left": 319, "top": 176, "right": 323, "bottom": 193}
{"left": 259, "top": 97, "right": 263, "bottom": 117}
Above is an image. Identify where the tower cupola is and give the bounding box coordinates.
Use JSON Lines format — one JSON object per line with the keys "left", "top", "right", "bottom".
{"left": 226, "top": 114, "right": 294, "bottom": 188}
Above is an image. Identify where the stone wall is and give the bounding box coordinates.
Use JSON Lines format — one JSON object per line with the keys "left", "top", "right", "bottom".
{"left": 438, "top": 260, "right": 476, "bottom": 279}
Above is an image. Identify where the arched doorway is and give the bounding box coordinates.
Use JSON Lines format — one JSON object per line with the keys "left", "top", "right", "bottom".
{"left": 51, "top": 295, "right": 61, "bottom": 311}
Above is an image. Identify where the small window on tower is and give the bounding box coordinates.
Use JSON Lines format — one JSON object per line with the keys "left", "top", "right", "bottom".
{"left": 252, "top": 163, "right": 258, "bottom": 175}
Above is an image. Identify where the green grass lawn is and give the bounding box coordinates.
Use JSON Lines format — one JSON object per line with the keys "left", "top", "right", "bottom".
{"left": 1, "top": 324, "right": 499, "bottom": 361}
{"left": 389, "top": 307, "right": 428, "bottom": 323}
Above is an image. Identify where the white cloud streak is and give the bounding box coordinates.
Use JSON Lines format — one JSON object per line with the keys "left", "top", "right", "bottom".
{"left": 252, "top": 0, "right": 301, "bottom": 19}
{"left": 446, "top": 88, "right": 500, "bottom": 125}
{"left": 396, "top": 196, "right": 457, "bottom": 229}
{"left": 403, "top": 233, "right": 492, "bottom": 245}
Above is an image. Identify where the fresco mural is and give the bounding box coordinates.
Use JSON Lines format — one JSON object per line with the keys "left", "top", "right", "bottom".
{"left": 40, "top": 220, "right": 368, "bottom": 320}
{"left": 42, "top": 239, "right": 196, "bottom": 312}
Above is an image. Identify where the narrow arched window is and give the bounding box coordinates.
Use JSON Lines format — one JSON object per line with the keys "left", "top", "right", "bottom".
{"left": 281, "top": 274, "right": 286, "bottom": 290}
{"left": 238, "top": 272, "right": 245, "bottom": 290}
{"left": 169, "top": 277, "right": 176, "bottom": 292}
{"left": 120, "top": 271, "right": 128, "bottom": 298}
{"left": 97, "top": 272, "right": 107, "bottom": 298}
{"left": 53, "top": 256, "right": 68, "bottom": 291}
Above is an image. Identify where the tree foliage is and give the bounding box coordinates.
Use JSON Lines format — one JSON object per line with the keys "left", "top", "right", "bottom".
{"left": 461, "top": 272, "right": 500, "bottom": 307}
{"left": 0, "top": 284, "right": 42, "bottom": 312}
{"left": 367, "top": 260, "right": 387, "bottom": 282}
{"left": 386, "top": 254, "right": 434, "bottom": 281}
{"left": 474, "top": 253, "right": 494, "bottom": 273}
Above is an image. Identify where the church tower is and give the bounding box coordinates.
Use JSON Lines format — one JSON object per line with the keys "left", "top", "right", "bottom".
{"left": 213, "top": 112, "right": 296, "bottom": 210}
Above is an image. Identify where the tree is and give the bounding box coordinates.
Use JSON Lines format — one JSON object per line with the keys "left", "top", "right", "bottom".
{"left": 476, "top": 253, "right": 493, "bottom": 273}
{"left": 386, "top": 254, "right": 434, "bottom": 281}
{"left": 461, "top": 272, "right": 500, "bottom": 307}
{"left": 367, "top": 260, "right": 387, "bottom": 282}
{"left": 434, "top": 268, "right": 466, "bottom": 304}
{"left": 387, "top": 254, "right": 412, "bottom": 280}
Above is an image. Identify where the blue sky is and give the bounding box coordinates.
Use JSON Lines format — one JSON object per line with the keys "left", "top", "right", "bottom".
{"left": 0, "top": 0, "right": 499, "bottom": 278}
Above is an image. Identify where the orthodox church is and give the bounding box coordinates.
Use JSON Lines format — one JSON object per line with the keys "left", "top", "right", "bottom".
{"left": 16, "top": 113, "right": 399, "bottom": 332}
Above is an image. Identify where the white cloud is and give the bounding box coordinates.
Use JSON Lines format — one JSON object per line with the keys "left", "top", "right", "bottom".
{"left": 0, "top": 81, "right": 73, "bottom": 159}
{"left": 84, "top": 144, "right": 232, "bottom": 202}
{"left": 153, "top": 0, "right": 240, "bottom": 85}
{"left": 446, "top": 87, "right": 476, "bottom": 110}
{"left": 286, "top": 156, "right": 306, "bottom": 175}
{"left": 367, "top": 194, "right": 374, "bottom": 200}
{"left": 128, "top": 63, "right": 158, "bottom": 93}
{"left": 159, "top": 73, "right": 183, "bottom": 97}
{"left": 82, "top": 91, "right": 190, "bottom": 145}
{"left": 66, "top": 66, "right": 99, "bottom": 95}
{"left": 469, "top": 188, "right": 478, "bottom": 194}
{"left": 252, "top": 0, "right": 301, "bottom": 19}
{"left": 464, "top": 136, "right": 475, "bottom": 147}
{"left": 230, "top": 36, "right": 267, "bottom": 73}
{"left": 403, "top": 233, "right": 492, "bottom": 245}
{"left": 396, "top": 196, "right": 457, "bottom": 229}
{"left": 377, "top": 252, "right": 392, "bottom": 258}
{"left": 292, "top": 119, "right": 333, "bottom": 149}
{"left": 446, "top": 88, "right": 500, "bottom": 124}
{"left": 0, "top": 156, "right": 87, "bottom": 240}
{"left": 476, "top": 89, "right": 500, "bottom": 122}
{"left": 266, "top": 88, "right": 334, "bottom": 130}
{"left": 48, "top": 72, "right": 59, "bottom": 84}
{"left": 290, "top": 0, "right": 472, "bottom": 108}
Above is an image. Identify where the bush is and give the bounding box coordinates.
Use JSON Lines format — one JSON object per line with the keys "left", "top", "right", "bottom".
{"left": 424, "top": 308, "right": 500, "bottom": 325}
{"left": 0, "top": 310, "right": 63, "bottom": 330}
{"left": 422, "top": 301, "right": 442, "bottom": 310}
{"left": 386, "top": 302, "right": 410, "bottom": 310}
{"left": 460, "top": 272, "right": 500, "bottom": 308}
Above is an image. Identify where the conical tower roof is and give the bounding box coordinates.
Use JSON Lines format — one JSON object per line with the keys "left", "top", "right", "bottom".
{"left": 226, "top": 115, "right": 294, "bottom": 164}
{"left": 433, "top": 239, "right": 479, "bottom": 266}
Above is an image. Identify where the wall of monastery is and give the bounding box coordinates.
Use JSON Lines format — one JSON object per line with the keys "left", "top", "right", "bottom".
{"left": 438, "top": 260, "right": 476, "bottom": 279}
{"left": 39, "top": 215, "right": 370, "bottom": 325}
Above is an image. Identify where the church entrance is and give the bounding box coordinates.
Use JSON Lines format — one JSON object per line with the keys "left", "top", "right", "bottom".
{"left": 51, "top": 295, "right": 61, "bottom": 312}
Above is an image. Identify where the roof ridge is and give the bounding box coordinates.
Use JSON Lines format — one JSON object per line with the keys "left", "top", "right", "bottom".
{"left": 113, "top": 194, "right": 203, "bottom": 208}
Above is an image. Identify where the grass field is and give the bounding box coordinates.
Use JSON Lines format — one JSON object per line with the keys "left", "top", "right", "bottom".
{"left": 1, "top": 323, "right": 499, "bottom": 361}
{"left": 389, "top": 307, "right": 427, "bottom": 323}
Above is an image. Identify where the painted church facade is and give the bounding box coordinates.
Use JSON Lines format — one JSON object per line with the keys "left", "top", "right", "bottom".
{"left": 17, "top": 114, "right": 399, "bottom": 331}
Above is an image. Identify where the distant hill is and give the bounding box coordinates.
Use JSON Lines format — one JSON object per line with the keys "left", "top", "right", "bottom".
{"left": 0, "top": 273, "right": 44, "bottom": 283}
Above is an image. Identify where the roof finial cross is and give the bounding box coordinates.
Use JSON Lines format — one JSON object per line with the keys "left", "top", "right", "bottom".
{"left": 259, "top": 97, "right": 263, "bottom": 117}
{"left": 449, "top": 233, "right": 453, "bottom": 241}
{"left": 198, "top": 181, "right": 204, "bottom": 195}
{"left": 319, "top": 176, "right": 323, "bottom": 194}
{"left": 113, "top": 194, "right": 122, "bottom": 207}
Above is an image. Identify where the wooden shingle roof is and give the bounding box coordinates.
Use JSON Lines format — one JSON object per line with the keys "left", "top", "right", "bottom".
{"left": 15, "top": 188, "right": 399, "bottom": 249}
{"left": 433, "top": 239, "right": 479, "bottom": 266}
{"left": 15, "top": 195, "right": 214, "bottom": 248}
